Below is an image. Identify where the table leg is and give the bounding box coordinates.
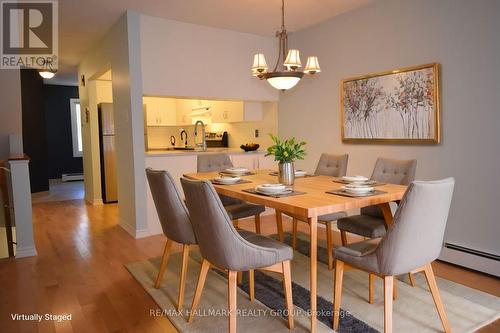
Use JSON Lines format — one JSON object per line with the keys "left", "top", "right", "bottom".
{"left": 378, "top": 203, "right": 393, "bottom": 227}
{"left": 308, "top": 216, "right": 318, "bottom": 333}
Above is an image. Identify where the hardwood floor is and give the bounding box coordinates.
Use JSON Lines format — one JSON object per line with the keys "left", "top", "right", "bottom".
{"left": 0, "top": 200, "right": 498, "bottom": 332}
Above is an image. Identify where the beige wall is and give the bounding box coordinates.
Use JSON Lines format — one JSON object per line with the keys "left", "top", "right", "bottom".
{"left": 79, "top": 11, "right": 148, "bottom": 237}
{"left": 140, "top": 15, "right": 279, "bottom": 102}
{"left": 278, "top": 0, "right": 500, "bottom": 260}
{"left": 0, "top": 70, "right": 22, "bottom": 159}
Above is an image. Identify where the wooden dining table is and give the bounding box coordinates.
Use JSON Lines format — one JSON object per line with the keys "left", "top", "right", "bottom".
{"left": 183, "top": 169, "right": 407, "bottom": 333}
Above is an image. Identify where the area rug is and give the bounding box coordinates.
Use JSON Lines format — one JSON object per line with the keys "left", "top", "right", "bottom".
{"left": 126, "top": 232, "right": 500, "bottom": 332}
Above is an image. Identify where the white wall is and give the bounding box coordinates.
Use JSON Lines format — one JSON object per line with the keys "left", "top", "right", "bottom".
{"left": 0, "top": 70, "right": 22, "bottom": 159}
{"left": 79, "top": 11, "right": 148, "bottom": 237}
{"left": 140, "top": 15, "right": 279, "bottom": 102}
{"left": 278, "top": 0, "right": 500, "bottom": 264}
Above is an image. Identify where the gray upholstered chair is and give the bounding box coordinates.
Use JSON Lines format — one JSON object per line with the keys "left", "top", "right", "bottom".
{"left": 146, "top": 168, "right": 197, "bottom": 311}
{"left": 337, "top": 157, "right": 417, "bottom": 301}
{"left": 181, "top": 178, "right": 294, "bottom": 333}
{"left": 197, "top": 153, "right": 265, "bottom": 233}
{"left": 333, "top": 178, "right": 454, "bottom": 333}
{"left": 279, "top": 153, "right": 349, "bottom": 269}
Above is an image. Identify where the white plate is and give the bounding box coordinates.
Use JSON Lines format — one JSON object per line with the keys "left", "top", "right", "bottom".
{"left": 342, "top": 175, "right": 369, "bottom": 183}
{"left": 256, "top": 188, "right": 292, "bottom": 195}
{"left": 256, "top": 183, "right": 286, "bottom": 193}
{"left": 342, "top": 185, "right": 374, "bottom": 193}
{"left": 212, "top": 176, "right": 241, "bottom": 184}
{"left": 295, "top": 170, "right": 307, "bottom": 177}
{"left": 224, "top": 167, "right": 249, "bottom": 175}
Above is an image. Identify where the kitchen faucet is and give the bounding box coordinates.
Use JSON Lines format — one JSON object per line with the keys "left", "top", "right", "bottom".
{"left": 180, "top": 129, "right": 188, "bottom": 147}
{"left": 194, "top": 120, "right": 207, "bottom": 151}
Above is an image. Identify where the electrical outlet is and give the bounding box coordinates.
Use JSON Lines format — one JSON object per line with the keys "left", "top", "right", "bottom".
{"left": 255, "top": 129, "right": 259, "bottom": 138}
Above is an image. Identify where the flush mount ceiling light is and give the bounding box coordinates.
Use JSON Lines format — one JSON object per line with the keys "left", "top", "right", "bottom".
{"left": 38, "top": 59, "right": 57, "bottom": 79}
{"left": 251, "top": 0, "right": 321, "bottom": 91}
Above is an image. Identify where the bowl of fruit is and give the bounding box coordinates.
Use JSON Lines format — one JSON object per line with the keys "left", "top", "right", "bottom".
{"left": 240, "top": 143, "right": 260, "bottom": 152}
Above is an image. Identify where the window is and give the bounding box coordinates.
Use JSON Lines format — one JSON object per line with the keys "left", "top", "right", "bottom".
{"left": 70, "top": 98, "right": 83, "bottom": 157}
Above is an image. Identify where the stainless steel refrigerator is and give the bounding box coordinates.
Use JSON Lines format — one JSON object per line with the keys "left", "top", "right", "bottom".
{"left": 98, "top": 103, "right": 118, "bottom": 203}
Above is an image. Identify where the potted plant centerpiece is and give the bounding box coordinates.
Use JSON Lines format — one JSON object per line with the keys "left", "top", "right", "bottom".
{"left": 266, "top": 134, "right": 306, "bottom": 185}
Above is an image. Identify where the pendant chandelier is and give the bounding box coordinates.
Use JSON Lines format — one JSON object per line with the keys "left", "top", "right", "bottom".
{"left": 251, "top": 0, "right": 321, "bottom": 91}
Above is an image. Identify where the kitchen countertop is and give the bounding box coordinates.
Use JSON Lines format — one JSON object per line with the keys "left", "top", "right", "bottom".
{"left": 145, "top": 148, "right": 267, "bottom": 157}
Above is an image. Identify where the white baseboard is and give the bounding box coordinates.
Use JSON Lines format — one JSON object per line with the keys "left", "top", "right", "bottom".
{"left": 119, "top": 219, "right": 150, "bottom": 239}
{"left": 15, "top": 245, "right": 38, "bottom": 258}
{"left": 85, "top": 196, "right": 103, "bottom": 205}
{"left": 439, "top": 246, "right": 500, "bottom": 277}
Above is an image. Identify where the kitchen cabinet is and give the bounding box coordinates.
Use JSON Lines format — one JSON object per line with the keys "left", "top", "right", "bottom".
{"left": 175, "top": 99, "right": 213, "bottom": 125}
{"left": 144, "top": 97, "right": 177, "bottom": 126}
{"left": 143, "top": 96, "right": 265, "bottom": 126}
{"left": 211, "top": 100, "right": 244, "bottom": 123}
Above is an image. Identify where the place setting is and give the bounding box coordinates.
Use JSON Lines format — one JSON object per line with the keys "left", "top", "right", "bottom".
{"left": 243, "top": 183, "right": 305, "bottom": 198}
{"left": 332, "top": 175, "right": 386, "bottom": 186}
{"left": 327, "top": 176, "right": 387, "bottom": 198}
{"left": 218, "top": 167, "right": 256, "bottom": 177}
{"left": 210, "top": 175, "right": 251, "bottom": 185}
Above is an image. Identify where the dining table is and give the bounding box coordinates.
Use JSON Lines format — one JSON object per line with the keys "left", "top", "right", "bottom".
{"left": 183, "top": 169, "right": 408, "bottom": 333}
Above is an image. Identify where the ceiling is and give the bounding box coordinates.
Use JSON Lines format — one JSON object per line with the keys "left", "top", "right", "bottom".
{"left": 51, "top": 0, "right": 373, "bottom": 85}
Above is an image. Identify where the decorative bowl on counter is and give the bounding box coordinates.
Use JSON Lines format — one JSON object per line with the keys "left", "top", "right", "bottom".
{"left": 240, "top": 143, "right": 260, "bottom": 152}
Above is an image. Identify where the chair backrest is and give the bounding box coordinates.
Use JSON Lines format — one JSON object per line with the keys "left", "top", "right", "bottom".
{"left": 362, "top": 158, "right": 417, "bottom": 218}
{"left": 181, "top": 178, "right": 281, "bottom": 270}
{"left": 371, "top": 157, "right": 417, "bottom": 185}
{"left": 375, "top": 178, "right": 455, "bottom": 276}
{"left": 314, "top": 153, "right": 349, "bottom": 177}
{"left": 197, "top": 153, "right": 233, "bottom": 172}
{"left": 146, "top": 168, "right": 196, "bottom": 245}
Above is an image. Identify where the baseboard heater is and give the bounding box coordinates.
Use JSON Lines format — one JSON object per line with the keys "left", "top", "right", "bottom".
{"left": 444, "top": 242, "right": 499, "bottom": 261}
{"left": 440, "top": 242, "right": 500, "bottom": 277}
{"left": 61, "top": 173, "right": 84, "bottom": 182}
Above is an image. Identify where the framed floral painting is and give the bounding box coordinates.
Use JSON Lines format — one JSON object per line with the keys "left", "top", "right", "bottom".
{"left": 341, "top": 63, "right": 440, "bottom": 143}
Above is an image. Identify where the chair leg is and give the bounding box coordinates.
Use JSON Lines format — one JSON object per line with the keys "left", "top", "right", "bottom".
{"left": 232, "top": 219, "right": 239, "bottom": 228}
{"left": 326, "top": 221, "right": 334, "bottom": 270}
{"left": 154, "top": 239, "right": 173, "bottom": 288}
{"left": 384, "top": 276, "right": 394, "bottom": 333}
{"left": 423, "top": 264, "right": 452, "bottom": 333}
{"left": 188, "top": 259, "right": 211, "bottom": 323}
{"left": 393, "top": 279, "right": 398, "bottom": 300}
{"left": 237, "top": 271, "right": 242, "bottom": 285}
{"left": 340, "top": 230, "right": 348, "bottom": 246}
{"left": 248, "top": 269, "right": 255, "bottom": 301}
{"left": 282, "top": 260, "right": 295, "bottom": 329}
{"left": 291, "top": 218, "right": 298, "bottom": 249}
{"left": 369, "top": 273, "right": 375, "bottom": 304}
{"left": 254, "top": 214, "right": 261, "bottom": 234}
{"left": 228, "top": 271, "right": 238, "bottom": 333}
{"left": 177, "top": 245, "right": 190, "bottom": 311}
{"left": 333, "top": 260, "right": 344, "bottom": 331}
{"left": 275, "top": 210, "right": 284, "bottom": 241}
{"left": 408, "top": 272, "right": 416, "bottom": 287}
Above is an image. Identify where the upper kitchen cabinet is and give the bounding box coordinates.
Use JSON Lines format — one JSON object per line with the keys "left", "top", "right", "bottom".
{"left": 211, "top": 100, "right": 264, "bottom": 123}
{"left": 143, "top": 96, "right": 177, "bottom": 126}
{"left": 211, "top": 100, "right": 244, "bottom": 123}
{"left": 143, "top": 96, "right": 265, "bottom": 126}
{"left": 175, "top": 99, "right": 213, "bottom": 125}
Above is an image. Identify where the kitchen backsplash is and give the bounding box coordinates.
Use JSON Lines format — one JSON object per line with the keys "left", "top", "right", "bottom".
{"left": 146, "top": 102, "right": 278, "bottom": 150}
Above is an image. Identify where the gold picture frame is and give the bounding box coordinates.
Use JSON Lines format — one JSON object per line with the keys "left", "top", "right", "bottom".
{"left": 340, "top": 63, "right": 440, "bottom": 144}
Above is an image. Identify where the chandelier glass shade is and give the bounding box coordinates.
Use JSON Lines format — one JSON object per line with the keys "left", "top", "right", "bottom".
{"left": 251, "top": 0, "right": 320, "bottom": 90}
